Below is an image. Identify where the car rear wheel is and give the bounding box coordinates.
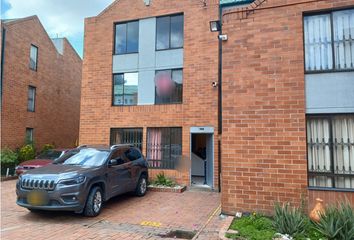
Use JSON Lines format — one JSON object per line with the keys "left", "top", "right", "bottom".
{"left": 84, "top": 186, "right": 103, "bottom": 217}
{"left": 135, "top": 175, "right": 147, "bottom": 197}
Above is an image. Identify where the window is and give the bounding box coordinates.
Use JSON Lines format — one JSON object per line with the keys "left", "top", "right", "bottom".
{"left": 114, "top": 21, "right": 139, "bottom": 54}
{"left": 124, "top": 148, "right": 142, "bottom": 161}
{"left": 156, "top": 14, "right": 184, "bottom": 50}
{"left": 110, "top": 128, "right": 143, "bottom": 150}
{"left": 26, "top": 128, "right": 33, "bottom": 142}
{"left": 307, "top": 115, "right": 354, "bottom": 189}
{"left": 113, "top": 73, "right": 138, "bottom": 106}
{"left": 29, "top": 45, "right": 38, "bottom": 71}
{"left": 27, "top": 86, "right": 36, "bottom": 112}
{"left": 304, "top": 9, "right": 354, "bottom": 72}
{"left": 155, "top": 69, "right": 183, "bottom": 104}
{"left": 147, "top": 127, "right": 182, "bottom": 169}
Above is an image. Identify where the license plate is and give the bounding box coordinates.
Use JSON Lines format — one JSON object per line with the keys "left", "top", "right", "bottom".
{"left": 27, "top": 191, "right": 49, "bottom": 206}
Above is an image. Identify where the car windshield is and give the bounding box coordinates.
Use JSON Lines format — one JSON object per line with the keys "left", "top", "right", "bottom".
{"left": 36, "top": 150, "right": 63, "bottom": 160}
{"left": 60, "top": 148, "right": 109, "bottom": 167}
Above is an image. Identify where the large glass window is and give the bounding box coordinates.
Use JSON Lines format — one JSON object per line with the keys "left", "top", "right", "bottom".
{"left": 307, "top": 115, "right": 354, "bottom": 189}
{"left": 147, "top": 127, "right": 182, "bottom": 169}
{"left": 27, "top": 86, "right": 36, "bottom": 112}
{"left": 29, "top": 45, "right": 38, "bottom": 71}
{"left": 113, "top": 73, "right": 138, "bottom": 106}
{"left": 110, "top": 128, "right": 143, "bottom": 150}
{"left": 304, "top": 9, "right": 354, "bottom": 72}
{"left": 156, "top": 15, "right": 184, "bottom": 50}
{"left": 114, "top": 21, "right": 139, "bottom": 54}
{"left": 155, "top": 69, "right": 183, "bottom": 104}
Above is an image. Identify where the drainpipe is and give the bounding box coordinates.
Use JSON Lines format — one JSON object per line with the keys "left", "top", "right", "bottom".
{"left": 0, "top": 26, "right": 6, "bottom": 109}
{"left": 217, "top": 6, "right": 223, "bottom": 193}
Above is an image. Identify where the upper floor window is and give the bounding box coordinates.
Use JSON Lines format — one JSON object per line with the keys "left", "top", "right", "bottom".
{"left": 304, "top": 9, "right": 354, "bottom": 72}
{"left": 156, "top": 14, "right": 184, "bottom": 50}
{"left": 27, "top": 86, "right": 36, "bottom": 112}
{"left": 307, "top": 115, "right": 354, "bottom": 190}
{"left": 29, "top": 45, "right": 38, "bottom": 71}
{"left": 155, "top": 69, "right": 183, "bottom": 104}
{"left": 113, "top": 72, "right": 138, "bottom": 106}
{"left": 114, "top": 21, "right": 139, "bottom": 55}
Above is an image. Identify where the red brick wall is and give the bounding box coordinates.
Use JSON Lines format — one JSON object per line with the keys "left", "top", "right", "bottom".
{"left": 80, "top": 0, "right": 220, "bottom": 187}
{"left": 1, "top": 16, "right": 82, "bottom": 151}
{"left": 308, "top": 190, "right": 354, "bottom": 211}
{"left": 221, "top": 0, "right": 354, "bottom": 214}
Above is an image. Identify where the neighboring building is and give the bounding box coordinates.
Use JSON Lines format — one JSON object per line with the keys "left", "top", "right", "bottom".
{"left": 221, "top": 0, "right": 354, "bottom": 214}
{"left": 81, "top": 0, "right": 354, "bottom": 214}
{"left": 1, "top": 16, "right": 82, "bottom": 150}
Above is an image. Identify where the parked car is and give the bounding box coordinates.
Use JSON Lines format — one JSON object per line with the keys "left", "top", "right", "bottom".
{"left": 16, "top": 145, "right": 148, "bottom": 217}
{"left": 15, "top": 149, "right": 70, "bottom": 175}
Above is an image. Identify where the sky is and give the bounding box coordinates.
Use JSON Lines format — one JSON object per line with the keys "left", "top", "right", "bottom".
{"left": 1, "top": 0, "right": 115, "bottom": 58}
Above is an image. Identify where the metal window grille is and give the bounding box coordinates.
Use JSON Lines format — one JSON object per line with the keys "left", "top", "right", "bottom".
{"left": 110, "top": 128, "right": 143, "bottom": 150}
{"left": 307, "top": 115, "right": 354, "bottom": 189}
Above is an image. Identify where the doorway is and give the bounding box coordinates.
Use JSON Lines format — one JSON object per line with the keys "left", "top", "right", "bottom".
{"left": 190, "top": 128, "right": 214, "bottom": 189}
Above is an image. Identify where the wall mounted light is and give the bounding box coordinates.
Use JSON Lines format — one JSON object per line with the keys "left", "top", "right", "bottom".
{"left": 218, "top": 34, "right": 228, "bottom": 41}
{"left": 209, "top": 20, "right": 221, "bottom": 32}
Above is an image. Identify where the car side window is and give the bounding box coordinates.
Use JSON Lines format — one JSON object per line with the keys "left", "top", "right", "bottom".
{"left": 110, "top": 148, "right": 129, "bottom": 165}
{"left": 124, "top": 148, "right": 142, "bottom": 161}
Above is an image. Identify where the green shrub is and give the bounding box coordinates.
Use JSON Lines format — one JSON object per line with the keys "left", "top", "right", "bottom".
{"left": 152, "top": 172, "right": 176, "bottom": 187}
{"left": 41, "top": 144, "right": 55, "bottom": 153}
{"left": 226, "top": 214, "right": 276, "bottom": 240}
{"left": 313, "top": 202, "right": 354, "bottom": 240}
{"left": 0, "top": 148, "right": 18, "bottom": 168}
{"left": 18, "top": 144, "right": 36, "bottom": 162}
{"left": 273, "top": 202, "right": 307, "bottom": 238}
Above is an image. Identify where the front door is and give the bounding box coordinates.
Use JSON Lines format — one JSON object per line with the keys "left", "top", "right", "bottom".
{"left": 190, "top": 127, "right": 214, "bottom": 189}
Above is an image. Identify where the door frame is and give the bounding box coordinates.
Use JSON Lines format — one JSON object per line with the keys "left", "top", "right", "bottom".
{"left": 190, "top": 127, "right": 214, "bottom": 189}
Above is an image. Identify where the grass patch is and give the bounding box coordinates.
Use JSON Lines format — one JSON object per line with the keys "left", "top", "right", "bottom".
{"left": 226, "top": 214, "right": 276, "bottom": 240}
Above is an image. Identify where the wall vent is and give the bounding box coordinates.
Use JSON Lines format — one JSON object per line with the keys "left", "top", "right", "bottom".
{"left": 143, "top": 0, "right": 151, "bottom": 6}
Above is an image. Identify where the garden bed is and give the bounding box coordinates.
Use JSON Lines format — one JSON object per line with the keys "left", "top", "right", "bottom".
{"left": 224, "top": 200, "right": 354, "bottom": 240}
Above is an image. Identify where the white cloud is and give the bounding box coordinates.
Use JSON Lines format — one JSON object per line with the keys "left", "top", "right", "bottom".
{"left": 3, "top": 0, "right": 114, "bottom": 38}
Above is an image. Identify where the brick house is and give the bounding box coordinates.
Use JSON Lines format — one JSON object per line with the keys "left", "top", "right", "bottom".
{"left": 221, "top": 0, "right": 354, "bottom": 214}
{"left": 1, "top": 16, "right": 82, "bottom": 150}
{"left": 80, "top": 0, "right": 220, "bottom": 188}
{"left": 81, "top": 0, "right": 353, "bottom": 214}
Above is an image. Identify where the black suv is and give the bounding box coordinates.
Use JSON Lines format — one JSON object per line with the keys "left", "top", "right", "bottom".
{"left": 16, "top": 145, "right": 148, "bottom": 217}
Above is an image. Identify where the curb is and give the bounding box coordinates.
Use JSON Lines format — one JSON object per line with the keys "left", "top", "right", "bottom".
{"left": 148, "top": 185, "right": 187, "bottom": 193}
{"left": 1, "top": 176, "right": 18, "bottom": 182}
{"left": 218, "top": 216, "right": 234, "bottom": 240}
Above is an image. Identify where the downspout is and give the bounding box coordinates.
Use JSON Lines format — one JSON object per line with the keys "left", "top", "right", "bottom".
{"left": 1, "top": 26, "right": 6, "bottom": 109}
{"left": 217, "top": 5, "right": 223, "bottom": 193}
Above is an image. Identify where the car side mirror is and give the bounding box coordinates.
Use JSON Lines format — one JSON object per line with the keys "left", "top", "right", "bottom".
{"left": 108, "top": 159, "right": 118, "bottom": 166}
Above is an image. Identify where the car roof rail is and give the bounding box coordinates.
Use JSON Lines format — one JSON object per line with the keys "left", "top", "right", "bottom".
{"left": 110, "top": 144, "right": 134, "bottom": 150}
{"left": 77, "top": 145, "right": 88, "bottom": 149}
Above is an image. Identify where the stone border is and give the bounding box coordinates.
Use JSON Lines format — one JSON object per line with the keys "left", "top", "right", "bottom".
{"left": 1, "top": 176, "right": 18, "bottom": 182}
{"left": 218, "top": 216, "right": 234, "bottom": 240}
{"left": 147, "top": 185, "right": 187, "bottom": 193}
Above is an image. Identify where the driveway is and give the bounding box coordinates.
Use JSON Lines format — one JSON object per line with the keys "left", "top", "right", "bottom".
{"left": 1, "top": 180, "right": 225, "bottom": 240}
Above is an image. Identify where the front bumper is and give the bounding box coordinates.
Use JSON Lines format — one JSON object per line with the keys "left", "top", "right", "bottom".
{"left": 16, "top": 181, "right": 88, "bottom": 213}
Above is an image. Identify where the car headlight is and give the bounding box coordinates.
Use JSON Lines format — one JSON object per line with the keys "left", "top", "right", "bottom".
{"left": 58, "top": 176, "right": 86, "bottom": 185}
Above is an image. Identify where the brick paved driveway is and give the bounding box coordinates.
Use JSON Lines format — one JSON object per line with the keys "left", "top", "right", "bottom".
{"left": 1, "top": 180, "right": 225, "bottom": 240}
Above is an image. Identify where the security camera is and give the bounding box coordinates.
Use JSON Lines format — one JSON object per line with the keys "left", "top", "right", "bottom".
{"left": 218, "top": 34, "right": 228, "bottom": 41}
{"left": 212, "top": 82, "right": 219, "bottom": 88}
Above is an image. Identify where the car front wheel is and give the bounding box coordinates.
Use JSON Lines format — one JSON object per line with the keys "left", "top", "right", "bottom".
{"left": 84, "top": 186, "right": 103, "bottom": 217}
{"left": 135, "top": 175, "right": 147, "bottom": 197}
